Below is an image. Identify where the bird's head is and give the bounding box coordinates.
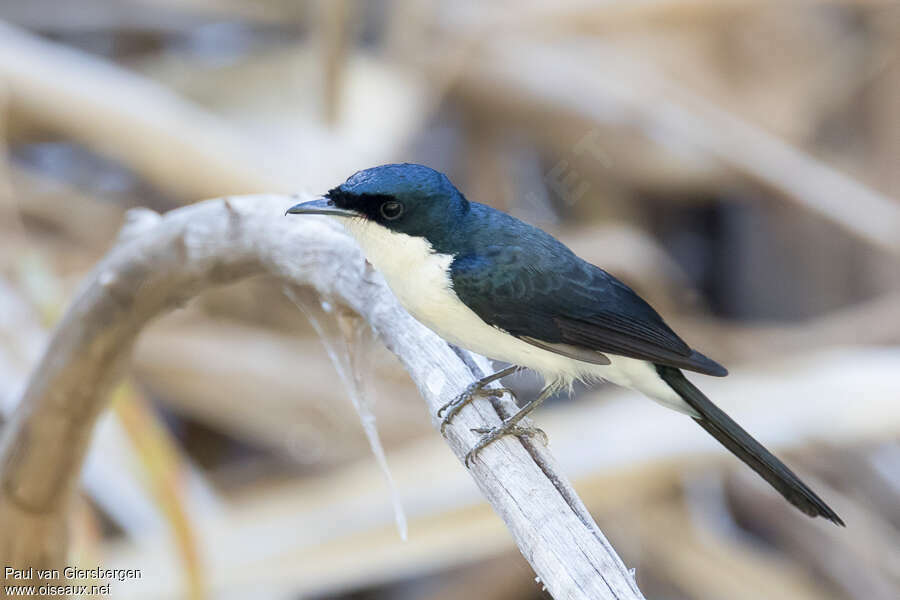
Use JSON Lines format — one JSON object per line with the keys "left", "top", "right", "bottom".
{"left": 286, "top": 164, "right": 469, "bottom": 245}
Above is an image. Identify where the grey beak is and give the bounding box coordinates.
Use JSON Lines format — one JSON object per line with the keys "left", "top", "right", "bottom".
{"left": 285, "top": 197, "right": 358, "bottom": 217}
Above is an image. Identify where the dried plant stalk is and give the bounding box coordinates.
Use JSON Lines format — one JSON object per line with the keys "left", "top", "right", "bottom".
{"left": 0, "top": 196, "right": 644, "bottom": 600}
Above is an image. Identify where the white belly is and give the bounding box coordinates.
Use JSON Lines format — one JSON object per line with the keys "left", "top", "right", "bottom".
{"left": 341, "top": 217, "right": 690, "bottom": 413}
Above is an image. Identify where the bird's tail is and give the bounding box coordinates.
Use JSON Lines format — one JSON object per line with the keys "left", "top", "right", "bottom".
{"left": 656, "top": 365, "right": 844, "bottom": 526}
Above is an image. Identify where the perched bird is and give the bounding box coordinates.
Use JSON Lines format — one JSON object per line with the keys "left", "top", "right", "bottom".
{"left": 287, "top": 163, "right": 844, "bottom": 526}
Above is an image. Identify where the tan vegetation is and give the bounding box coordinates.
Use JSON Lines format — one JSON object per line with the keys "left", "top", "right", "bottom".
{"left": 0, "top": 1, "right": 898, "bottom": 599}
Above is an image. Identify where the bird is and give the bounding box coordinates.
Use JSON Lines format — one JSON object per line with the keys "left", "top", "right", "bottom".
{"left": 287, "top": 163, "right": 844, "bottom": 526}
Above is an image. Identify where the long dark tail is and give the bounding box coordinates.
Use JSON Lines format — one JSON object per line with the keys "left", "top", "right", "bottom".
{"left": 656, "top": 365, "right": 844, "bottom": 526}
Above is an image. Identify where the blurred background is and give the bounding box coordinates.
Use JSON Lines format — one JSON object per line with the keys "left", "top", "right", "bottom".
{"left": 1, "top": 1, "right": 899, "bottom": 599}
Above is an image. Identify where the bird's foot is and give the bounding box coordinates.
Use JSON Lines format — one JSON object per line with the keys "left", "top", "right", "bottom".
{"left": 465, "top": 422, "right": 548, "bottom": 467}
{"left": 438, "top": 385, "right": 516, "bottom": 433}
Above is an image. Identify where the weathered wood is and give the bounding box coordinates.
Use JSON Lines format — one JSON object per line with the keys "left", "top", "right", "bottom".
{"left": 133, "top": 317, "right": 428, "bottom": 465}
{"left": 97, "top": 345, "right": 900, "bottom": 598}
{"left": 442, "top": 40, "right": 900, "bottom": 253}
{"left": 0, "top": 195, "right": 644, "bottom": 600}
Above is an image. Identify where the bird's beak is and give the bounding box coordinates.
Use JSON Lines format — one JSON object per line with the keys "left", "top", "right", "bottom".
{"left": 285, "top": 197, "right": 358, "bottom": 217}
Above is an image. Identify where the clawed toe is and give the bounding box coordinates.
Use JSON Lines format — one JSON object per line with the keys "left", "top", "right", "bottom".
{"left": 436, "top": 398, "right": 455, "bottom": 419}
{"left": 484, "top": 387, "right": 515, "bottom": 400}
{"left": 461, "top": 380, "right": 555, "bottom": 467}
{"left": 464, "top": 424, "right": 549, "bottom": 466}
{"left": 436, "top": 366, "right": 522, "bottom": 432}
{"left": 437, "top": 386, "right": 516, "bottom": 433}
{"left": 472, "top": 425, "right": 548, "bottom": 444}
{"left": 438, "top": 390, "right": 473, "bottom": 432}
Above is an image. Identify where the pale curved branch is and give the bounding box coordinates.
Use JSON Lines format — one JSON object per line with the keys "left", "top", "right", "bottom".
{"left": 0, "top": 195, "right": 644, "bottom": 600}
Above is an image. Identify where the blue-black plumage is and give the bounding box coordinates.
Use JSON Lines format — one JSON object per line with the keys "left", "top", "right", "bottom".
{"left": 287, "top": 163, "right": 843, "bottom": 526}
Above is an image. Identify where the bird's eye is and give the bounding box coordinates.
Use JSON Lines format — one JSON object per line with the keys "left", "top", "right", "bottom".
{"left": 379, "top": 200, "right": 404, "bottom": 220}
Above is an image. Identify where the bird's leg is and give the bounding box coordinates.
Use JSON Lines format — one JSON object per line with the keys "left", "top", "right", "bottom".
{"left": 465, "top": 384, "right": 555, "bottom": 467}
{"left": 438, "top": 365, "right": 521, "bottom": 432}
{"left": 470, "top": 426, "right": 549, "bottom": 446}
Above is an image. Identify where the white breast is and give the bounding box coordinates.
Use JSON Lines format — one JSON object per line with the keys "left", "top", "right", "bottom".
{"left": 342, "top": 218, "right": 574, "bottom": 378}
{"left": 339, "top": 217, "right": 691, "bottom": 413}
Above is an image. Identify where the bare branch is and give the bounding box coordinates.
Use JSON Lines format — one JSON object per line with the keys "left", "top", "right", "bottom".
{"left": 0, "top": 22, "right": 276, "bottom": 199}
{"left": 0, "top": 195, "right": 644, "bottom": 600}
{"left": 445, "top": 41, "right": 900, "bottom": 254}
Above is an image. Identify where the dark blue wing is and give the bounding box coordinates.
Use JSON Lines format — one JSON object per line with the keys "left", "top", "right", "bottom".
{"left": 449, "top": 245, "right": 726, "bottom": 376}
